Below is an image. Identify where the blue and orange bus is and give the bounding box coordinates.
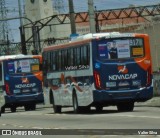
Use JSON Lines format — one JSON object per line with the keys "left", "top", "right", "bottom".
{"left": 42, "top": 32, "right": 153, "bottom": 113}
{"left": 0, "top": 54, "right": 44, "bottom": 113}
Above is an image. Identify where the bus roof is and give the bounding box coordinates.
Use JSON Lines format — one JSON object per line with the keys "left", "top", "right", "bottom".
{"left": 0, "top": 54, "right": 41, "bottom": 62}
{"left": 43, "top": 32, "right": 148, "bottom": 52}
{"left": 70, "top": 32, "right": 135, "bottom": 42}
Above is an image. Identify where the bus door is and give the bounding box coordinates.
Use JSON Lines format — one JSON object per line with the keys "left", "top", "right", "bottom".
{"left": 93, "top": 37, "right": 151, "bottom": 94}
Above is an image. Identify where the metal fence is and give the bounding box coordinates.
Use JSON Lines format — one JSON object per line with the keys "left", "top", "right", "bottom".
{"left": 0, "top": 43, "right": 21, "bottom": 55}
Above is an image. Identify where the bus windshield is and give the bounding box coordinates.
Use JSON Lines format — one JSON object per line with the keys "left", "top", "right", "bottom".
{"left": 97, "top": 37, "right": 144, "bottom": 60}
{"left": 7, "top": 58, "right": 40, "bottom": 74}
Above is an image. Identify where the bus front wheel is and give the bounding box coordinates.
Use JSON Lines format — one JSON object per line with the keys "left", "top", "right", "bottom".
{"left": 95, "top": 105, "right": 103, "bottom": 112}
{"left": 11, "top": 106, "right": 16, "bottom": 113}
{"left": 117, "top": 102, "right": 134, "bottom": 112}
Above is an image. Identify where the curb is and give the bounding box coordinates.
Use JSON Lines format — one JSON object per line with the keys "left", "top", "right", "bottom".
{"left": 135, "top": 97, "right": 160, "bottom": 107}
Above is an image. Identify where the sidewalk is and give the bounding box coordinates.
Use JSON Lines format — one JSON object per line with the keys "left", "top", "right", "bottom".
{"left": 135, "top": 97, "right": 160, "bottom": 107}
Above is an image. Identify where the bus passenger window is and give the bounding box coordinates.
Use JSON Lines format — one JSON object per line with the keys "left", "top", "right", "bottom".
{"left": 76, "top": 47, "right": 81, "bottom": 66}
{"left": 51, "top": 51, "right": 56, "bottom": 71}
{"left": 43, "top": 60, "right": 48, "bottom": 74}
{"left": 70, "top": 48, "right": 74, "bottom": 66}
{"left": 61, "top": 50, "right": 64, "bottom": 70}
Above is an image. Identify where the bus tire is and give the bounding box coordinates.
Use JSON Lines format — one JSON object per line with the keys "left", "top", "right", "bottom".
{"left": 11, "top": 106, "right": 16, "bottom": 113}
{"left": 24, "top": 104, "right": 36, "bottom": 111}
{"left": 30, "top": 104, "right": 36, "bottom": 110}
{"left": 1, "top": 106, "right": 5, "bottom": 113}
{"left": 117, "top": 102, "right": 134, "bottom": 112}
{"left": 53, "top": 105, "right": 61, "bottom": 113}
{"left": 52, "top": 95, "right": 61, "bottom": 113}
{"left": 49, "top": 90, "right": 53, "bottom": 104}
{"left": 95, "top": 105, "right": 103, "bottom": 113}
{"left": 24, "top": 105, "right": 30, "bottom": 111}
{"left": 81, "top": 106, "right": 90, "bottom": 113}
{"left": 73, "top": 92, "right": 81, "bottom": 114}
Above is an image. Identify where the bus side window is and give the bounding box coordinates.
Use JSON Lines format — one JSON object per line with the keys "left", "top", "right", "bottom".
{"left": 76, "top": 47, "right": 81, "bottom": 66}
{"left": 43, "top": 60, "right": 48, "bottom": 75}
{"left": 51, "top": 51, "right": 56, "bottom": 71}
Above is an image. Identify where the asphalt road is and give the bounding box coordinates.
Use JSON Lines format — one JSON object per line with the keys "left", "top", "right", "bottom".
{"left": 0, "top": 105, "right": 160, "bottom": 137}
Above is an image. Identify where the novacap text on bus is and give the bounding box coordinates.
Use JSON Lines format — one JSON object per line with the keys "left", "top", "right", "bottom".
{"left": 0, "top": 54, "right": 44, "bottom": 114}
{"left": 42, "top": 32, "right": 153, "bottom": 113}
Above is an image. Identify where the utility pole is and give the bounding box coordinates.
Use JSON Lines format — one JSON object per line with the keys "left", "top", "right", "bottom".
{"left": 68, "top": 0, "right": 76, "bottom": 34}
{"left": 32, "top": 26, "right": 40, "bottom": 55}
{"left": 88, "top": 0, "right": 96, "bottom": 33}
{"left": 18, "top": 0, "right": 23, "bottom": 27}
{"left": 18, "top": 0, "right": 27, "bottom": 55}
{"left": 95, "top": 6, "right": 100, "bottom": 32}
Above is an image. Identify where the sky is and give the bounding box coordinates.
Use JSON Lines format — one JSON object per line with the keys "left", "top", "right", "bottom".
{"left": 4, "top": 0, "right": 160, "bottom": 42}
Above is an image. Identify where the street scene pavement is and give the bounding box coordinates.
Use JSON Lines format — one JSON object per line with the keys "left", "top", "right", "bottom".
{"left": 135, "top": 96, "right": 160, "bottom": 107}
{"left": 41, "top": 89, "right": 160, "bottom": 108}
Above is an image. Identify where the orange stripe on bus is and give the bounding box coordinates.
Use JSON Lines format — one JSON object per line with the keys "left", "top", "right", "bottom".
{"left": 33, "top": 71, "right": 43, "bottom": 81}
{"left": 134, "top": 33, "right": 152, "bottom": 72}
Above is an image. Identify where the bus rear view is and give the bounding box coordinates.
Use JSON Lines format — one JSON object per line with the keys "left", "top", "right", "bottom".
{"left": 1, "top": 55, "right": 44, "bottom": 113}
{"left": 43, "top": 32, "right": 153, "bottom": 113}
{"left": 92, "top": 33, "right": 153, "bottom": 111}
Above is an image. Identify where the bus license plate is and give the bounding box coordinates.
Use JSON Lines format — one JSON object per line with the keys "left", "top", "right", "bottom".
{"left": 106, "top": 82, "right": 116, "bottom": 87}
{"left": 22, "top": 89, "right": 30, "bottom": 93}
